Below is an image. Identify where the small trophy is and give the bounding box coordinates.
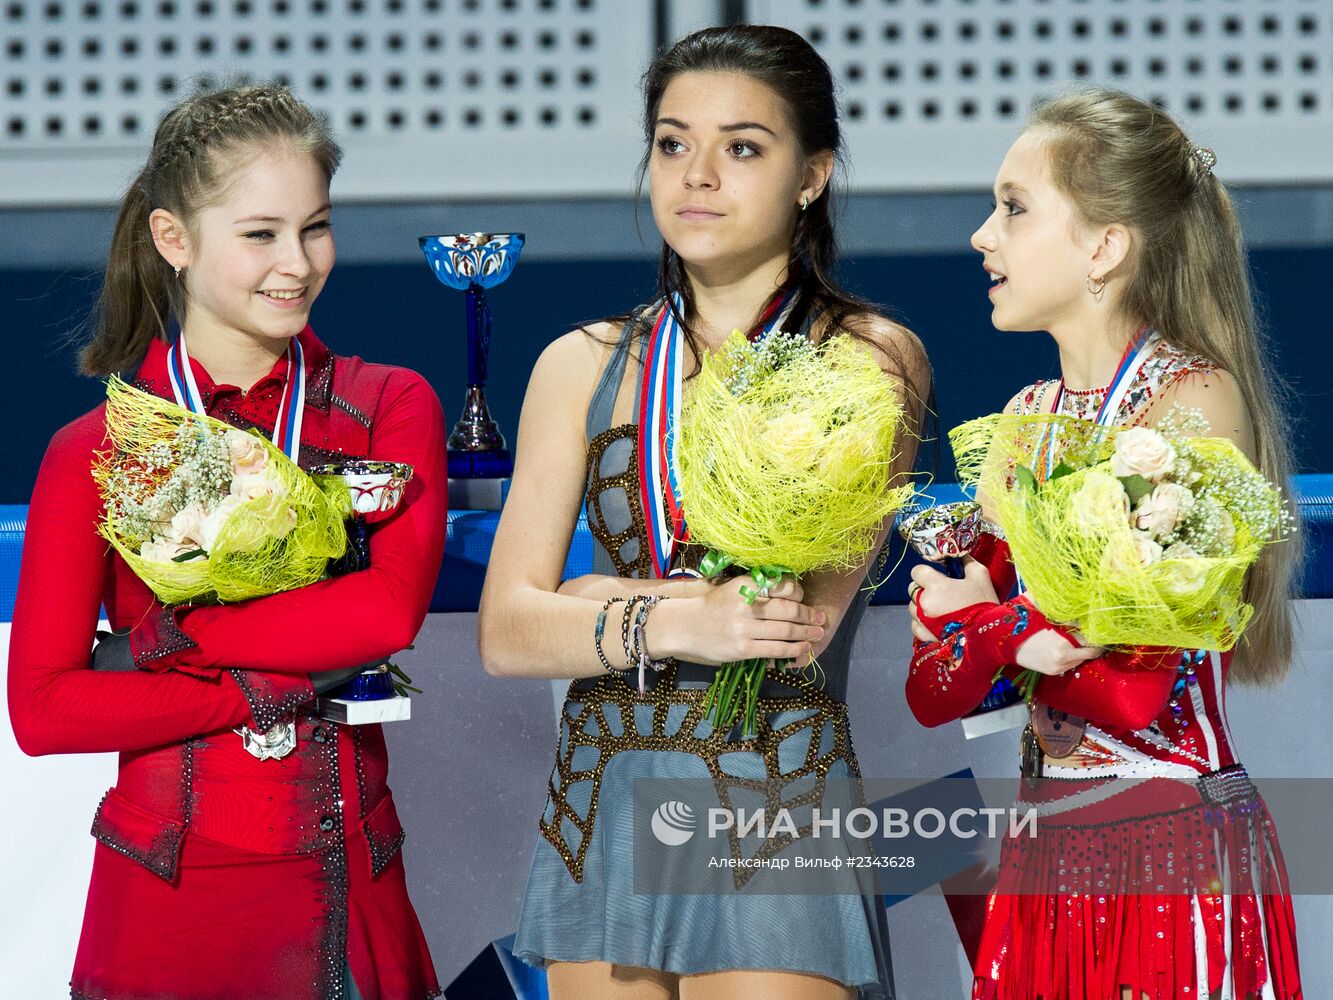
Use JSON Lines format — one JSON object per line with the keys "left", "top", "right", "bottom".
{"left": 312, "top": 460, "right": 415, "bottom": 724}
{"left": 898, "top": 501, "right": 983, "bottom": 566}
{"left": 898, "top": 501, "right": 1027, "bottom": 738}
{"left": 419, "top": 233, "right": 524, "bottom": 501}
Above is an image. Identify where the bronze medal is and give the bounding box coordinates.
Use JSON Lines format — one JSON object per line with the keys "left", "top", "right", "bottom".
{"left": 1029, "top": 700, "right": 1085, "bottom": 758}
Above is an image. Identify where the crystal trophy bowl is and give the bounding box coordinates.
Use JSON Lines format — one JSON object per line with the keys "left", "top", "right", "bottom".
{"left": 312, "top": 461, "right": 415, "bottom": 705}
{"left": 898, "top": 501, "right": 983, "bottom": 564}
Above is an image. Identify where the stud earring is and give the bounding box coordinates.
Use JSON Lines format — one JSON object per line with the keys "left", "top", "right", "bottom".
{"left": 800, "top": 194, "right": 809, "bottom": 212}
{"left": 174, "top": 265, "right": 182, "bottom": 276}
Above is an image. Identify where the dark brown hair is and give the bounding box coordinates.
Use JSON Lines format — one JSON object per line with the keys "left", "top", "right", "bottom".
{"left": 634, "top": 25, "right": 931, "bottom": 429}
{"left": 80, "top": 83, "right": 342, "bottom": 376}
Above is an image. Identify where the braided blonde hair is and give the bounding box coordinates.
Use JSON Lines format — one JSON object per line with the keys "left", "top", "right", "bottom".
{"left": 81, "top": 83, "right": 342, "bottom": 376}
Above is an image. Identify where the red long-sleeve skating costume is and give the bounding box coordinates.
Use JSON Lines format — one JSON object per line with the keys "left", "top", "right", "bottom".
{"left": 8, "top": 328, "right": 446, "bottom": 1000}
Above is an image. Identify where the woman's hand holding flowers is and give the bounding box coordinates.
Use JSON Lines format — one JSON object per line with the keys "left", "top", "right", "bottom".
{"left": 1012, "top": 630, "right": 1103, "bottom": 676}
{"left": 648, "top": 575, "right": 826, "bottom": 668}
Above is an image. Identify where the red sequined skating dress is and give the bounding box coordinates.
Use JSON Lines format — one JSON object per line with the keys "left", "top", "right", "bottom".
{"left": 906, "top": 336, "right": 1302, "bottom": 1000}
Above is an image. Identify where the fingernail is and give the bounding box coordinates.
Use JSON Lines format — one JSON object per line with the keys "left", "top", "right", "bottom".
{"left": 817, "top": 612, "right": 827, "bottom": 625}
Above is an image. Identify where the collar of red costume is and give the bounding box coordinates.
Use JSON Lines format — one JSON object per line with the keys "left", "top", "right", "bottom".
{"left": 133, "top": 325, "right": 335, "bottom": 415}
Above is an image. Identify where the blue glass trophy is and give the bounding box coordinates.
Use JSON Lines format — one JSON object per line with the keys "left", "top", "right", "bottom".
{"left": 419, "top": 233, "right": 525, "bottom": 480}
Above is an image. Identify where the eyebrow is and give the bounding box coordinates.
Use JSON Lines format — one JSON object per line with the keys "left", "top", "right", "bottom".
{"left": 654, "top": 117, "right": 777, "bottom": 137}
{"left": 996, "top": 182, "right": 1030, "bottom": 197}
{"left": 233, "top": 204, "right": 332, "bottom": 224}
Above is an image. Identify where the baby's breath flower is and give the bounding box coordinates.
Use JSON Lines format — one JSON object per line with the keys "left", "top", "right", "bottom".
{"left": 723, "top": 328, "right": 817, "bottom": 398}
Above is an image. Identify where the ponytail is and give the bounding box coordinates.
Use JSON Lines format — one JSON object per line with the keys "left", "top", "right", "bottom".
{"left": 80, "top": 172, "right": 177, "bottom": 376}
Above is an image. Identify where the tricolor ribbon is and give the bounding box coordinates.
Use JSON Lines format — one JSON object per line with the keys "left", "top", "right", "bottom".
{"left": 636, "top": 284, "right": 803, "bottom": 579}
{"left": 1037, "top": 328, "right": 1157, "bottom": 480}
{"left": 169, "top": 330, "right": 311, "bottom": 757}
{"left": 166, "top": 332, "right": 307, "bottom": 467}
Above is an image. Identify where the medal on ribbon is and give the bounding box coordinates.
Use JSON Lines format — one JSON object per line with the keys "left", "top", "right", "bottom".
{"left": 1025, "top": 330, "right": 1156, "bottom": 758}
{"left": 636, "top": 284, "right": 803, "bottom": 579}
{"left": 169, "top": 331, "right": 308, "bottom": 761}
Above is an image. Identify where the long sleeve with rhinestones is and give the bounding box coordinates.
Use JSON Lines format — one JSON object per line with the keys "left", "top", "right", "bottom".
{"left": 905, "top": 535, "right": 1178, "bottom": 731}
{"left": 8, "top": 410, "right": 255, "bottom": 756}
{"left": 134, "top": 367, "right": 448, "bottom": 675}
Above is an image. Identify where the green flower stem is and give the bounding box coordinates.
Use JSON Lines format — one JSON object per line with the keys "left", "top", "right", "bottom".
{"left": 994, "top": 666, "right": 1041, "bottom": 703}
{"left": 704, "top": 658, "right": 769, "bottom": 737}
{"left": 388, "top": 661, "right": 421, "bottom": 698}
{"left": 697, "top": 550, "right": 807, "bottom": 736}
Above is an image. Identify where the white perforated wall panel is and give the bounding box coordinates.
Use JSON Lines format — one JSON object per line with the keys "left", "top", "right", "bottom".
{"left": 4, "top": 2, "right": 1333, "bottom": 205}
{"left": 751, "top": 0, "right": 1333, "bottom": 189}
{"left": 0, "top": 0, "right": 652, "bottom": 205}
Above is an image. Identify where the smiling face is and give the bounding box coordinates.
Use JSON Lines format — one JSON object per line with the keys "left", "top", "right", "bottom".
{"left": 171, "top": 143, "right": 334, "bottom": 348}
{"left": 970, "top": 130, "right": 1103, "bottom": 334}
{"left": 649, "top": 71, "right": 819, "bottom": 277}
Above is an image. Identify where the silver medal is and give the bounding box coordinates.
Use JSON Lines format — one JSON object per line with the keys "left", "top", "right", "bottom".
{"left": 234, "top": 719, "right": 297, "bottom": 761}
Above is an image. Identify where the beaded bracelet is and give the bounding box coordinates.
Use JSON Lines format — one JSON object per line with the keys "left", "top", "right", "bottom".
{"left": 594, "top": 597, "right": 626, "bottom": 674}
{"left": 620, "top": 595, "right": 644, "bottom": 670}
{"left": 630, "top": 595, "right": 672, "bottom": 694}
{"left": 630, "top": 596, "right": 662, "bottom": 662}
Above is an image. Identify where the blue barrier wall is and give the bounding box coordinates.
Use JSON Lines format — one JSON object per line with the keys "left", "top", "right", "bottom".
{"left": 5, "top": 244, "right": 1333, "bottom": 505}
{"left": 1, "top": 478, "right": 1330, "bottom": 620}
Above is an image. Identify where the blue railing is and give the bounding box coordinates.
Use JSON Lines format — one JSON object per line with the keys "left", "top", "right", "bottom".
{"left": 2, "top": 475, "right": 1330, "bottom": 621}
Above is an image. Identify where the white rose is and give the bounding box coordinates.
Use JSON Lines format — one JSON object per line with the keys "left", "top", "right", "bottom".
{"left": 164, "top": 501, "right": 208, "bottom": 549}
{"left": 225, "top": 429, "right": 268, "bottom": 476}
{"left": 1133, "top": 482, "right": 1196, "bottom": 540}
{"left": 817, "top": 423, "right": 882, "bottom": 488}
{"left": 1101, "top": 529, "right": 1164, "bottom": 577}
{"left": 217, "top": 478, "right": 296, "bottom": 551}
{"left": 1071, "top": 469, "right": 1131, "bottom": 533}
{"left": 274, "top": 505, "right": 298, "bottom": 539}
{"left": 230, "top": 471, "right": 280, "bottom": 502}
{"left": 1111, "top": 427, "right": 1177, "bottom": 482}
{"left": 763, "top": 412, "right": 825, "bottom": 471}
{"left": 1133, "top": 530, "right": 1164, "bottom": 566}
{"left": 199, "top": 495, "right": 244, "bottom": 553}
{"left": 1160, "top": 542, "right": 1208, "bottom": 595}
{"left": 1164, "top": 541, "right": 1200, "bottom": 560}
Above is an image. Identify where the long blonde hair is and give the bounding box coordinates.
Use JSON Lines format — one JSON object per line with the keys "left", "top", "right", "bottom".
{"left": 1028, "top": 88, "right": 1300, "bottom": 683}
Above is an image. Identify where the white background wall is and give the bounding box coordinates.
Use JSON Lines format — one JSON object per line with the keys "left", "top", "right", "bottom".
{"left": 4, "top": 605, "right": 1331, "bottom": 997}
{"left": 3, "top": 0, "right": 1333, "bottom": 207}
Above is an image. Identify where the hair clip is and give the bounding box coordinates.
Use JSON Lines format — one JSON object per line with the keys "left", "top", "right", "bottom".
{"left": 1192, "top": 145, "right": 1217, "bottom": 173}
